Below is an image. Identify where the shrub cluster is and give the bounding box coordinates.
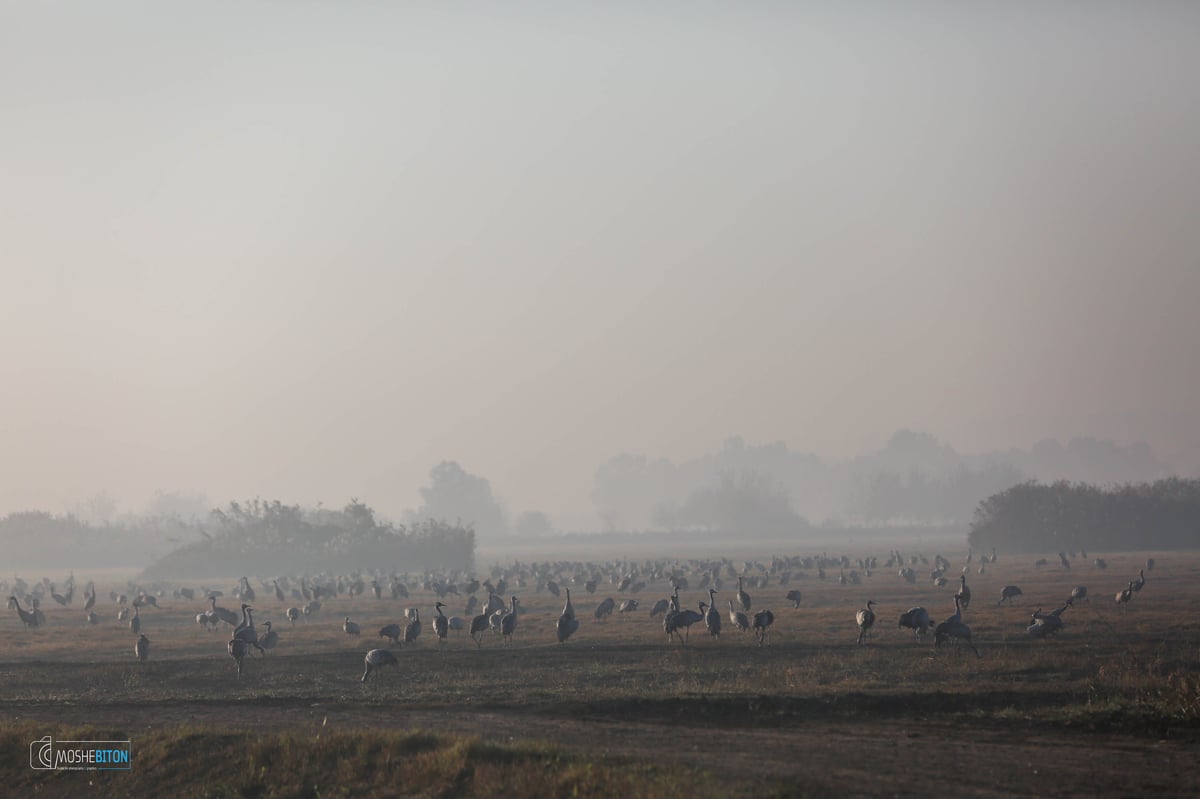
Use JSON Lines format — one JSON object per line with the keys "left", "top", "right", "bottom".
{"left": 141, "top": 498, "right": 474, "bottom": 578}
{"left": 968, "top": 478, "right": 1200, "bottom": 554}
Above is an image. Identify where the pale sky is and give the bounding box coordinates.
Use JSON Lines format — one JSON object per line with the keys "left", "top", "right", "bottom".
{"left": 2, "top": 3, "right": 1198, "bottom": 526}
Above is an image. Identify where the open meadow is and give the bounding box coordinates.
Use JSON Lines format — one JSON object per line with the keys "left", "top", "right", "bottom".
{"left": 4, "top": 547, "right": 1200, "bottom": 798}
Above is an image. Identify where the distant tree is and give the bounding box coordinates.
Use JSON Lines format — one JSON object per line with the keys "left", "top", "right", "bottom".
{"left": 849, "top": 462, "right": 1024, "bottom": 524}
{"left": 658, "top": 470, "right": 807, "bottom": 535}
{"left": 591, "top": 430, "right": 1166, "bottom": 532}
{"left": 850, "top": 471, "right": 905, "bottom": 523}
{"left": 143, "top": 496, "right": 476, "bottom": 578}
{"left": 342, "top": 497, "right": 376, "bottom": 533}
{"left": 513, "top": 510, "right": 554, "bottom": 537}
{"left": 143, "top": 490, "right": 211, "bottom": 523}
{"left": 875, "top": 429, "right": 959, "bottom": 474}
{"left": 69, "top": 492, "right": 120, "bottom": 525}
{"left": 0, "top": 510, "right": 155, "bottom": 570}
{"left": 592, "top": 453, "right": 685, "bottom": 530}
{"left": 968, "top": 478, "right": 1200, "bottom": 553}
{"left": 414, "top": 461, "right": 508, "bottom": 539}
{"left": 1024, "top": 437, "right": 1169, "bottom": 485}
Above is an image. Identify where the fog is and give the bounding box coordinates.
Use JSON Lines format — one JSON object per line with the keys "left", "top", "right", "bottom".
{"left": 3, "top": 3, "right": 1198, "bottom": 541}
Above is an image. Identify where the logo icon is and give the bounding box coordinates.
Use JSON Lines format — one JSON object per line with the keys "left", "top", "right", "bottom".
{"left": 30, "top": 736, "right": 54, "bottom": 769}
{"left": 28, "top": 735, "right": 132, "bottom": 770}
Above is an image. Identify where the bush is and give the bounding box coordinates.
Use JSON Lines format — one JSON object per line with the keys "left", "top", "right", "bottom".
{"left": 141, "top": 499, "right": 474, "bottom": 578}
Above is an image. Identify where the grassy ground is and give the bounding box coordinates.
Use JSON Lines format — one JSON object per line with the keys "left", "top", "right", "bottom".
{"left": 2, "top": 721, "right": 739, "bottom": 799}
{"left": 3, "top": 547, "right": 1199, "bottom": 797}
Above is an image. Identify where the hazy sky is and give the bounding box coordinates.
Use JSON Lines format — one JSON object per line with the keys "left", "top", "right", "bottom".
{"left": 3, "top": 3, "right": 1198, "bottom": 526}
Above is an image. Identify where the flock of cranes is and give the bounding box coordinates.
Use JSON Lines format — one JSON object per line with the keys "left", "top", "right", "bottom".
{"left": 4, "top": 553, "right": 1157, "bottom": 681}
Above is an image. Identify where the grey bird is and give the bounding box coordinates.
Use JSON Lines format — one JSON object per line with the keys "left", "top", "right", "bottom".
{"left": 856, "top": 600, "right": 876, "bottom": 645}
{"left": 361, "top": 649, "right": 399, "bottom": 683}
{"left": 556, "top": 588, "right": 579, "bottom": 643}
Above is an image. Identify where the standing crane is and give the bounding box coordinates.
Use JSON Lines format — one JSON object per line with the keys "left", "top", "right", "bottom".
{"left": 727, "top": 599, "right": 750, "bottom": 633}
{"left": 500, "top": 597, "right": 519, "bottom": 643}
{"left": 856, "top": 600, "right": 877, "bottom": 644}
{"left": 1116, "top": 581, "right": 1134, "bottom": 609}
{"left": 752, "top": 608, "right": 775, "bottom": 646}
{"left": 432, "top": 602, "right": 449, "bottom": 646}
{"left": 736, "top": 578, "right": 752, "bottom": 612}
{"left": 404, "top": 608, "right": 423, "bottom": 646}
{"left": 233, "top": 605, "right": 265, "bottom": 654}
{"left": 259, "top": 620, "right": 279, "bottom": 653}
{"left": 228, "top": 638, "right": 251, "bottom": 678}
{"left": 483, "top": 592, "right": 505, "bottom": 618}
{"left": 556, "top": 588, "right": 579, "bottom": 643}
{"left": 935, "top": 596, "right": 981, "bottom": 657}
{"left": 955, "top": 575, "right": 971, "bottom": 610}
{"left": 9, "top": 596, "right": 38, "bottom": 628}
{"left": 669, "top": 602, "right": 705, "bottom": 644}
{"left": 469, "top": 609, "right": 491, "bottom": 648}
{"left": 663, "top": 590, "right": 683, "bottom": 643}
{"left": 704, "top": 589, "right": 721, "bottom": 638}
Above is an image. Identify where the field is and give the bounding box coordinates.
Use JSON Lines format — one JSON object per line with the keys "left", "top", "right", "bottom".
{"left": 3, "top": 548, "right": 1200, "bottom": 798}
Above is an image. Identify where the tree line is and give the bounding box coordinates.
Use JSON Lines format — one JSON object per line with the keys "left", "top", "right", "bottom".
{"left": 141, "top": 498, "right": 475, "bottom": 579}
{"left": 592, "top": 431, "right": 1168, "bottom": 529}
{"left": 967, "top": 477, "right": 1200, "bottom": 554}
{"left": 0, "top": 510, "right": 190, "bottom": 571}
{"left": 0, "top": 499, "right": 476, "bottom": 576}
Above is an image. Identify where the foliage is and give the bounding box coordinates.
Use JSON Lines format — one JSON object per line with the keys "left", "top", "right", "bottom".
{"left": 513, "top": 509, "right": 555, "bottom": 537}
{"left": 0, "top": 511, "right": 179, "bottom": 570}
{"left": 592, "top": 430, "right": 1169, "bottom": 529}
{"left": 2, "top": 723, "right": 731, "bottom": 799}
{"left": 968, "top": 477, "right": 1200, "bottom": 553}
{"left": 850, "top": 463, "right": 1024, "bottom": 524}
{"left": 142, "top": 498, "right": 475, "bottom": 578}
{"left": 142, "top": 490, "right": 212, "bottom": 524}
{"left": 654, "top": 469, "right": 808, "bottom": 535}
{"left": 412, "top": 461, "right": 508, "bottom": 539}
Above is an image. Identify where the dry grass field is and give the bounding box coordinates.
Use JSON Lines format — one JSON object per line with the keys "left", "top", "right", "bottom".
{"left": 3, "top": 547, "right": 1200, "bottom": 797}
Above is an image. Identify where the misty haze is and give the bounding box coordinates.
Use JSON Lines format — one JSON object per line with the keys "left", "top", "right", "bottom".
{"left": 3, "top": 4, "right": 1199, "bottom": 797}
{"left": 1, "top": 429, "right": 1183, "bottom": 573}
